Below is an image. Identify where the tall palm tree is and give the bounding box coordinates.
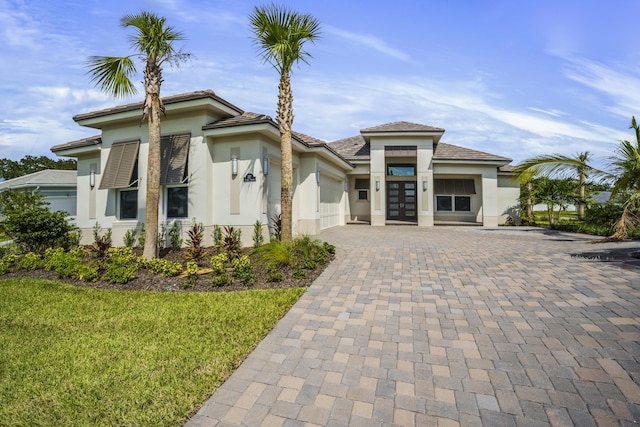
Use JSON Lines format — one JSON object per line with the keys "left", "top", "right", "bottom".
{"left": 514, "top": 152, "right": 598, "bottom": 220}
{"left": 249, "top": 4, "right": 320, "bottom": 242}
{"left": 87, "top": 11, "right": 189, "bottom": 259}
{"left": 608, "top": 116, "right": 640, "bottom": 239}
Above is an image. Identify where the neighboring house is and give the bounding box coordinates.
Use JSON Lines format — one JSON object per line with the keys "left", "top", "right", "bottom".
{"left": 0, "top": 169, "right": 77, "bottom": 218}
{"left": 51, "top": 90, "right": 519, "bottom": 246}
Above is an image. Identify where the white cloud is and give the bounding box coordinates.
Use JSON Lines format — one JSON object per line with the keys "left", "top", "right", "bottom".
{"left": 325, "top": 25, "right": 412, "bottom": 62}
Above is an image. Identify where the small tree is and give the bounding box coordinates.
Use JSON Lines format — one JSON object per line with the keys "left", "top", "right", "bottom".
{"left": 0, "top": 190, "right": 74, "bottom": 253}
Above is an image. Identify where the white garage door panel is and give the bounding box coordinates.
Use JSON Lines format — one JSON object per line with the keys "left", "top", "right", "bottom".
{"left": 267, "top": 162, "right": 281, "bottom": 226}
{"left": 320, "top": 176, "right": 341, "bottom": 230}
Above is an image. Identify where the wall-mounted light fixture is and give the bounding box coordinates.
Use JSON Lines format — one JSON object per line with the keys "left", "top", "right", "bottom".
{"left": 316, "top": 169, "right": 320, "bottom": 184}
{"left": 376, "top": 180, "right": 380, "bottom": 191}
{"left": 231, "top": 157, "right": 238, "bottom": 176}
{"left": 89, "top": 171, "right": 95, "bottom": 189}
{"left": 263, "top": 157, "right": 269, "bottom": 175}
{"left": 422, "top": 180, "right": 427, "bottom": 192}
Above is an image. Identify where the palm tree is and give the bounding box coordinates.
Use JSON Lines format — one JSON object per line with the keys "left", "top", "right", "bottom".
{"left": 608, "top": 116, "right": 640, "bottom": 239}
{"left": 87, "top": 12, "right": 189, "bottom": 259}
{"left": 249, "top": 4, "right": 320, "bottom": 242}
{"left": 514, "top": 152, "right": 599, "bottom": 220}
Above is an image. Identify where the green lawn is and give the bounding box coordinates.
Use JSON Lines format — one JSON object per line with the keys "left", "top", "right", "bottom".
{"left": 0, "top": 278, "right": 305, "bottom": 426}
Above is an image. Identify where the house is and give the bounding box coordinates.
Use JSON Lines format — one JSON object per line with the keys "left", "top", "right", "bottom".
{"left": 51, "top": 90, "right": 519, "bottom": 246}
{"left": 0, "top": 169, "right": 77, "bottom": 218}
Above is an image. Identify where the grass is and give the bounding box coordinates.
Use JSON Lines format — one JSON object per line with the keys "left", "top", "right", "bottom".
{"left": 0, "top": 278, "right": 305, "bottom": 426}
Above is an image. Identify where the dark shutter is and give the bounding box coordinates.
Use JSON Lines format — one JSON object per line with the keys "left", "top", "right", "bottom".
{"left": 99, "top": 140, "right": 140, "bottom": 189}
{"left": 160, "top": 133, "right": 191, "bottom": 185}
{"left": 434, "top": 179, "right": 476, "bottom": 194}
{"left": 354, "top": 178, "right": 370, "bottom": 189}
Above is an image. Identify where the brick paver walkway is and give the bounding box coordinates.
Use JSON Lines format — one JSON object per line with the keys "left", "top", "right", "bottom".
{"left": 187, "top": 226, "right": 640, "bottom": 426}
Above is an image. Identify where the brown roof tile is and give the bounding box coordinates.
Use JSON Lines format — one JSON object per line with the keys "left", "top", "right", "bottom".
{"left": 433, "top": 142, "right": 512, "bottom": 163}
{"left": 328, "top": 135, "right": 370, "bottom": 161}
{"left": 202, "top": 111, "right": 272, "bottom": 129}
{"left": 51, "top": 135, "right": 101, "bottom": 153}
{"left": 361, "top": 121, "right": 445, "bottom": 133}
{"left": 73, "top": 90, "right": 243, "bottom": 122}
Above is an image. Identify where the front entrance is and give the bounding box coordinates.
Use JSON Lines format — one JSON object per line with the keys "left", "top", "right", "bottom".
{"left": 386, "top": 181, "right": 417, "bottom": 221}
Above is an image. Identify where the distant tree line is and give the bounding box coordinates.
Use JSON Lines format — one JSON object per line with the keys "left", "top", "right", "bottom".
{"left": 0, "top": 156, "right": 77, "bottom": 180}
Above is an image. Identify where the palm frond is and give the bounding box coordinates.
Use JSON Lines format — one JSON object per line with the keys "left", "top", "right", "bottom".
{"left": 86, "top": 56, "right": 137, "bottom": 98}
{"left": 121, "top": 11, "right": 187, "bottom": 66}
{"left": 249, "top": 4, "right": 321, "bottom": 74}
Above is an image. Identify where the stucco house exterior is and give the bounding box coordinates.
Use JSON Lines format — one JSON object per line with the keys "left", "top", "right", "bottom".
{"left": 0, "top": 169, "right": 77, "bottom": 219}
{"left": 51, "top": 90, "right": 519, "bottom": 246}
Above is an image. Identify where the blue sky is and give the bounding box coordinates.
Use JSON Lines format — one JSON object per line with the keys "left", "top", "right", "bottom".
{"left": 1, "top": 0, "right": 639, "bottom": 170}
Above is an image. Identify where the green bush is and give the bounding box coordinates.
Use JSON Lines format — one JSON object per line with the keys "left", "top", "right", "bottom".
{"left": 0, "top": 190, "right": 74, "bottom": 254}
{"left": 43, "top": 247, "right": 98, "bottom": 282}
{"left": 292, "top": 269, "right": 307, "bottom": 280}
{"left": 212, "top": 225, "right": 223, "bottom": 250}
{"left": 183, "top": 260, "right": 199, "bottom": 288}
{"left": 185, "top": 220, "right": 205, "bottom": 263}
{"left": 17, "top": 253, "right": 42, "bottom": 271}
{"left": 169, "top": 221, "right": 183, "bottom": 250}
{"left": 212, "top": 273, "right": 232, "bottom": 287}
{"left": 210, "top": 253, "right": 228, "bottom": 275}
{"left": 253, "top": 240, "right": 291, "bottom": 268}
{"left": 0, "top": 254, "right": 17, "bottom": 275}
{"left": 291, "top": 236, "right": 332, "bottom": 269}
{"left": 145, "top": 258, "right": 183, "bottom": 277}
{"left": 123, "top": 229, "right": 137, "bottom": 248}
{"left": 223, "top": 226, "right": 242, "bottom": 260}
{"left": 232, "top": 255, "right": 254, "bottom": 287}
{"left": 252, "top": 220, "right": 264, "bottom": 248}
{"left": 102, "top": 247, "right": 140, "bottom": 284}
{"left": 266, "top": 264, "right": 282, "bottom": 282}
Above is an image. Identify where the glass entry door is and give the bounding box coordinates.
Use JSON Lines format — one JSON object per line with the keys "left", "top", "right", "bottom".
{"left": 387, "top": 181, "right": 417, "bottom": 221}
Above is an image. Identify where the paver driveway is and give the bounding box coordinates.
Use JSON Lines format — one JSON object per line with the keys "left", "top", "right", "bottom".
{"left": 187, "top": 226, "right": 640, "bottom": 427}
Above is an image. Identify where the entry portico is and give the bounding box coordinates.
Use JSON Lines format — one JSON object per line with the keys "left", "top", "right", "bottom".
{"left": 331, "top": 122, "right": 517, "bottom": 227}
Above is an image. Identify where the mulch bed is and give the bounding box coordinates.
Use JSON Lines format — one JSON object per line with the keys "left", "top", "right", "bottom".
{"left": 2, "top": 247, "right": 333, "bottom": 292}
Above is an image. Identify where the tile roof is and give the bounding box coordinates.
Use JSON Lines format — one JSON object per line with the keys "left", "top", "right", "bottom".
{"left": 73, "top": 90, "right": 243, "bottom": 122}
{"left": 0, "top": 169, "right": 76, "bottom": 190}
{"left": 202, "top": 111, "right": 272, "bottom": 129}
{"left": 51, "top": 135, "right": 101, "bottom": 153}
{"left": 433, "top": 142, "right": 512, "bottom": 163}
{"left": 328, "top": 136, "right": 511, "bottom": 164}
{"left": 361, "top": 121, "right": 445, "bottom": 133}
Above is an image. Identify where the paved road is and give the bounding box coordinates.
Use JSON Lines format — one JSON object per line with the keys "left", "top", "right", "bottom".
{"left": 187, "top": 226, "right": 640, "bottom": 426}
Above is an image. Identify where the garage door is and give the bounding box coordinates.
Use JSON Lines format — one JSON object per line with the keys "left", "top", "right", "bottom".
{"left": 267, "top": 161, "right": 281, "bottom": 227}
{"left": 320, "top": 175, "right": 341, "bottom": 230}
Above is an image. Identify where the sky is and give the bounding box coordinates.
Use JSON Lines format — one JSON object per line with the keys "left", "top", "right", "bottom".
{"left": 1, "top": 0, "right": 639, "bottom": 170}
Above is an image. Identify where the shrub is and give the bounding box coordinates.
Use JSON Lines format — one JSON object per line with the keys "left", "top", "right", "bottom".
{"left": 212, "top": 225, "right": 223, "bottom": 250}
{"left": 0, "top": 254, "right": 17, "bottom": 275}
{"left": 145, "top": 258, "right": 183, "bottom": 277}
{"left": 291, "top": 236, "right": 332, "bottom": 269}
{"left": 43, "top": 247, "right": 98, "bottom": 282}
{"left": 17, "top": 253, "right": 42, "bottom": 271}
{"left": 169, "top": 221, "right": 183, "bottom": 250}
{"left": 157, "top": 222, "right": 167, "bottom": 250}
{"left": 183, "top": 260, "right": 199, "bottom": 288}
{"left": 223, "top": 226, "right": 242, "bottom": 260}
{"left": 270, "top": 213, "right": 282, "bottom": 241}
{"left": 253, "top": 240, "right": 291, "bottom": 268}
{"left": 137, "top": 223, "right": 146, "bottom": 249}
{"left": 0, "top": 190, "right": 74, "bottom": 254}
{"left": 210, "top": 253, "right": 228, "bottom": 275}
{"left": 252, "top": 220, "right": 264, "bottom": 248}
{"left": 212, "top": 273, "right": 232, "bottom": 287}
{"left": 89, "top": 223, "right": 112, "bottom": 258}
{"left": 185, "top": 219, "right": 205, "bottom": 263}
{"left": 292, "top": 269, "right": 307, "bottom": 280}
{"left": 232, "top": 255, "right": 254, "bottom": 287}
{"left": 101, "top": 247, "right": 140, "bottom": 284}
{"left": 123, "top": 229, "right": 137, "bottom": 248}
{"left": 266, "top": 263, "right": 282, "bottom": 282}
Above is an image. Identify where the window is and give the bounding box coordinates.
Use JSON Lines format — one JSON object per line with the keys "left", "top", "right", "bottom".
{"left": 355, "top": 178, "right": 370, "bottom": 190}
{"left": 434, "top": 179, "right": 476, "bottom": 194}
{"left": 167, "top": 186, "right": 188, "bottom": 218}
{"left": 160, "top": 133, "right": 191, "bottom": 185}
{"left": 387, "top": 164, "right": 415, "bottom": 176}
{"left": 436, "top": 195, "right": 471, "bottom": 212}
{"left": 358, "top": 190, "right": 368, "bottom": 201}
{"left": 119, "top": 189, "right": 138, "bottom": 219}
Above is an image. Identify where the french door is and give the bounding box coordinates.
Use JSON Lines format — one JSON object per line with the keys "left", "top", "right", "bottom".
{"left": 387, "top": 181, "right": 417, "bottom": 221}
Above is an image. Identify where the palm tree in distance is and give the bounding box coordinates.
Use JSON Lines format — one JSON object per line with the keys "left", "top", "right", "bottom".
{"left": 87, "top": 11, "right": 189, "bottom": 259}
{"left": 514, "top": 152, "right": 599, "bottom": 220}
{"left": 609, "top": 116, "right": 640, "bottom": 239}
{"left": 249, "top": 4, "right": 321, "bottom": 242}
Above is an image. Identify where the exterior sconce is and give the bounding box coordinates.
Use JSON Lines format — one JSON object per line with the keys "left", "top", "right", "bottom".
{"left": 89, "top": 171, "right": 95, "bottom": 189}
{"left": 316, "top": 169, "right": 320, "bottom": 184}
{"left": 422, "top": 180, "right": 427, "bottom": 192}
{"left": 231, "top": 157, "right": 238, "bottom": 176}
{"left": 375, "top": 181, "right": 380, "bottom": 191}
{"left": 263, "top": 157, "right": 269, "bottom": 175}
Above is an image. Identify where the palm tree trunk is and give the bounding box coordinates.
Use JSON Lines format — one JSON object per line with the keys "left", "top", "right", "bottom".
{"left": 142, "top": 64, "right": 162, "bottom": 259}
{"left": 278, "top": 72, "right": 294, "bottom": 242}
{"left": 526, "top": 182, "right": 533, "bottom": 222}
{"left": 578, "top": 172, "right": 585, "bottom": 220}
